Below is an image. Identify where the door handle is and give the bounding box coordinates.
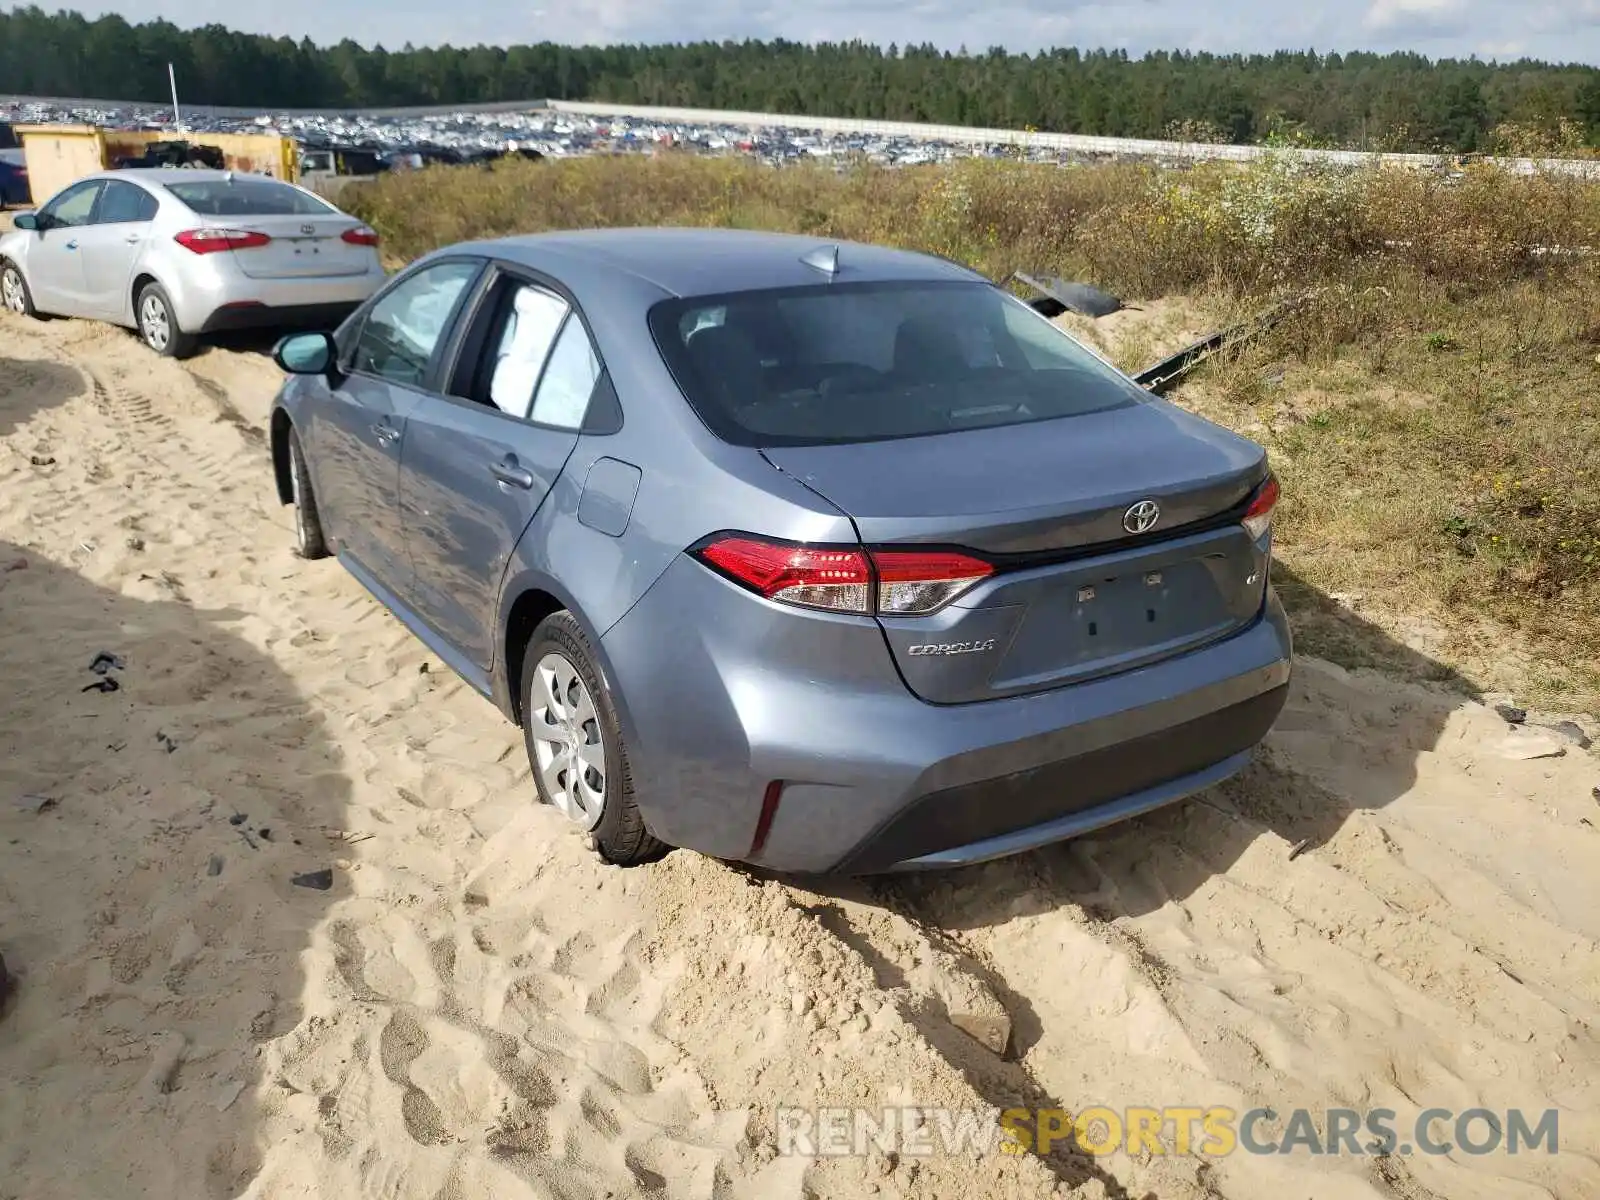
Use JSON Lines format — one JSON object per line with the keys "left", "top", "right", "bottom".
{"left": 124, "top": 233, "right": 141, "bottom": 244}
{"left": 489, "top": 459, "right": 535, "bottom": 489}
{"left": 371, "top": 423, "right": 400, "bottom": 446}
{"left": 65, "top": 239, "right": 78, "bottom": 251}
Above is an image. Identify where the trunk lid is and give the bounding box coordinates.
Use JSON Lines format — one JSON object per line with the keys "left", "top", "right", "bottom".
{"left": 762, "top": 402, "right": 1273, "bottom": 703}
{"left": 209, "top": 215, "right": 375, "bottom": 280}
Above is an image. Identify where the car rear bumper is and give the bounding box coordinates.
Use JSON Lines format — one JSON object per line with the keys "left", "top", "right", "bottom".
{"left": 197, "top": 300, "right": 361, "bottom": 334}
{"left": 168, "top": 263, "right": 385, "bottom": 334}
{"left": 599, "top": 554, "right": 1293, "bottom": 875}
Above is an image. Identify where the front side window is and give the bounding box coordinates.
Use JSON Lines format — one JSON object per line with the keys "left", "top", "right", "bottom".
{"left": 42, "top": 180, "right": 102, "bottom": 228}
{"left": 351, "top": 260, "right": 480, "bottom": 387}
{"left": 162, "top": 177, "right": 335, "bottom": 217}
{"left": 649, "top": 279, "right": 1148, "bottom": 447}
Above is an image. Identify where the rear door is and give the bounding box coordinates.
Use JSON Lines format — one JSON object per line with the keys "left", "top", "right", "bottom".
{"left": 400, "top": 266, "right": 598, "bottom": 668}
{"left": 308, "top": 256, "right": 484, "bottom": 594}
{"left": 23, "top": 178, "right": 102, "bottom": 315}
{"left": 75, "top": 179, "right": 159, "bottom": 320}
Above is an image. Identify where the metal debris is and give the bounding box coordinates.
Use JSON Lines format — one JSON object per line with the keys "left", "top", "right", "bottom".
{"left": 88, "top": 651, "right": 125, "bottom": 675}
{"left": 1132, "top": 294, "right": 1311, "bottom": 395}
{"left": 1000, "top": 272, "right": 1124, "bottom": 319}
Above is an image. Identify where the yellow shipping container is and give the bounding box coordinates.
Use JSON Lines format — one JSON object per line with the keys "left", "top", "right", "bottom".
{"left": 16, "top": 125, "right": 300, "bottom": 206}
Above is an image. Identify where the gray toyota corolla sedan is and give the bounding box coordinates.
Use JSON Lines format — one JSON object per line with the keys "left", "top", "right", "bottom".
{"left": 269, "top": 228, "right": 1292, "bottom": 873}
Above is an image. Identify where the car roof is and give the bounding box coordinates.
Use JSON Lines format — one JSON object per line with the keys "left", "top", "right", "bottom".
{"left": 475, "top": 226, "right": 985, "bottom": 299}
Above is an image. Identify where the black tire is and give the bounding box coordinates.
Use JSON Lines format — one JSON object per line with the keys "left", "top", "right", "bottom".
{"left": 287, "top": 427, "right": 329, "bottom": 560}
{"left": 521, "top": 611, "right": 668, "bottom": 867}
{"left": 1, "top": 259, "right": 44, "bottom": 319}
{"left": 135, "top": 281, "right": 198, "bottom": 359}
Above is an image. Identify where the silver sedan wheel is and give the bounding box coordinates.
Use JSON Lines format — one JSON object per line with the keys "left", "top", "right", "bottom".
{"left": 139, "top": 293, "right": 170, "bottom": 352}
{"left": 1, "top": 267, "right": 24, "bottom": 314}
{"left": 529, "top": 652, "right": 607, "bottom": 830}
{"left": 289, "top": 441, "right": 311, "bottom": 547}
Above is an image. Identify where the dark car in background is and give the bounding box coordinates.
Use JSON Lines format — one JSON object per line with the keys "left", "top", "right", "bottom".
{"left": 0, "top": 149, "right": 27, "bottom": 207}
{"left": 268, "top": 228, "right": 1292, "bottom": 874}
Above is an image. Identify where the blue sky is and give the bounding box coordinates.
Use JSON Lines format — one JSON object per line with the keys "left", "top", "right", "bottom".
{"left": 76, "top": 0, "right": 1600, "bottom": 66}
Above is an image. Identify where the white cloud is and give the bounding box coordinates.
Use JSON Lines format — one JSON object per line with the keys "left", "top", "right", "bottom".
{"left": 1363, "top": 0, "right": 1464, "bottom": 32}
{"left": 76, "top": 0, "right": 1600, "bottom": 65}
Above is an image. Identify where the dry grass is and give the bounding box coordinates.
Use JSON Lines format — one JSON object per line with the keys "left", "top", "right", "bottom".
{"left": 346, "top": 153, "right": 1600, "bottom": 710}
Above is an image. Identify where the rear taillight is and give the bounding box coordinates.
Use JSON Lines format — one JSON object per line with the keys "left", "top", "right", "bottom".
{"left": 341, "top": 226, "right": 380, "bottom": 247}
{"left": 1242, "top": 475, "right": 1280, "bottom": 541}
{"left": 873, "top": 547, "right": 994, "bottom": 614}
{"left": 692, "top": 534, "right": 993, "bottom": 616}
{"left": 174, "top": 228, "right": 271, "bottom": 254}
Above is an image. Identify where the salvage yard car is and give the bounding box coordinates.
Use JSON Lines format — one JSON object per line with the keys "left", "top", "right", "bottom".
{"left": 0, "top": 168, "right": 385, "bottom": 357}
{"left": 268, "top": 228, "right": 1292, "bottom": 873}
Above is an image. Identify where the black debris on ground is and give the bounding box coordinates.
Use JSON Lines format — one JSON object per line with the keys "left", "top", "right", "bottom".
{"left": 291, "top": 869, "right": 334, "bottom": 891}
{"left": 1494, "top": 703, "right": 1527, "bottom": 725}
{"left": 88, "top": 651, "right": 125, "bottom": 676}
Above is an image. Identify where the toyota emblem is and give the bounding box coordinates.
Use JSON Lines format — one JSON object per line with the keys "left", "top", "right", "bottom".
{"left": 1122, "top": 499, "right": 1161, "bottom": 534}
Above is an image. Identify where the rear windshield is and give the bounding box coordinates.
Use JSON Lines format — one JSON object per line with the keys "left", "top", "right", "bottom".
{"left": 162, "top": 177, "right": 334, "bottom": 217}
{"left": 648, "top": 280, "right": 1147, "bottom": 447}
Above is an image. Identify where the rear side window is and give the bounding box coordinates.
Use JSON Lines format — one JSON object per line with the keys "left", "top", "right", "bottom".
{"left": 163, "top": 177, "right": 334, "bottom": 217}
{"left": 648, "top": 280, "right": 1147, "bottom": 447}
{"left": 530, "top": 318, "right": 600, "bottom": 429}
{"left": 97, "top": 180, "right": 158, "bottom": 224}
{"left": 487, "top": 285, "right": 570, "bottom": 417}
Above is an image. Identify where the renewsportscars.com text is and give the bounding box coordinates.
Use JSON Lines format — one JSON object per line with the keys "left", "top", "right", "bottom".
{"left": 774, "top": 1105, "right": 1560, "bottom": 1159}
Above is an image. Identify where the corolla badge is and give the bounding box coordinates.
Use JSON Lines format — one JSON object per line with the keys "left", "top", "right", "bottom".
{"left": 1122, "top": 499, "right": 1161, "bottom": 535}
{"left": 906, "top": 639, "right": 998, "bottom": 657}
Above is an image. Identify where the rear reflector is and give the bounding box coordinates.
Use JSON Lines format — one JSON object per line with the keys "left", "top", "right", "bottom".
{"left": 341, "top": 226, "right": 380, "bottom": 247}
{"left": 749, "top": 780, "right": 784, "bottom": 856}
{"left": 1242, "top": 475, "right": 1280, "bottom": 541}
{"left": 175, "top": 227, "right": 271, "bottom": 254}
{"left": 693, "top": 534, "right": 993, "bottom": 616}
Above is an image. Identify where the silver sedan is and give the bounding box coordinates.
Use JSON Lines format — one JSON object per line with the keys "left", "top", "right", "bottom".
{"left": 0, "top": 168, "right": 386, "bottom": 358}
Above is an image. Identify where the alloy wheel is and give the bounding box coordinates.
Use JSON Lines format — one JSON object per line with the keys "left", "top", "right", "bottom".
{"left": 139, "top": 294, "right": 170, "bottom": 352}
{"left": 529, "top": 652, "right": 608, "bottom": 830}
{"left": 1, "top": 267, "right": 23, "bottom": 314}
{"left": 289, "top": 442, "right": 310, "bottom": 548}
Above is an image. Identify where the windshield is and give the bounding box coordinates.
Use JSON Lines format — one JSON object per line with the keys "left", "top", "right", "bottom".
{"left": 648, "top": 280, "right": 1147, "bottom": 447}
{"left": 162, "top": 177, "right": 335, "bottom": 217}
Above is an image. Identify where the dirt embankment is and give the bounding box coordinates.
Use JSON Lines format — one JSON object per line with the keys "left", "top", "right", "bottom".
{"left": 1, "top": 305, "right": 1597, "bottom": 1200}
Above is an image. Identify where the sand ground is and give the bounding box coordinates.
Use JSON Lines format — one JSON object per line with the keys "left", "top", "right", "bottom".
{"left": 1, "top": 280, "right": 1599, "bottom": 1199}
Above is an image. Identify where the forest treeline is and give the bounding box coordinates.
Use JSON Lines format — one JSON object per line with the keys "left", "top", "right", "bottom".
{"left": 4, "top": 5, "right": 1600, "bottom": 153}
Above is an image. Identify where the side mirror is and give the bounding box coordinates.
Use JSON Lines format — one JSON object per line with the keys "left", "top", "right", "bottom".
{"left": 273, "top": 331, "right": 337, "bottom": 375}
{"left": 12, "top": 212, "right": 38, "bottom": 232}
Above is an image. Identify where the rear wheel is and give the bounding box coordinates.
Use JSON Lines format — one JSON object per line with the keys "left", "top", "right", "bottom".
{"left": 521, "top": 611, "right": 667, "bottom": 867}
{"left": 1, "top": 260, "right": 43, "bottom": 319}
{"left": 136, "top": 282, "right": 198, "bottom": 359}
{"left": 287, "top": 427, "right": 329, "bottom": 560}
